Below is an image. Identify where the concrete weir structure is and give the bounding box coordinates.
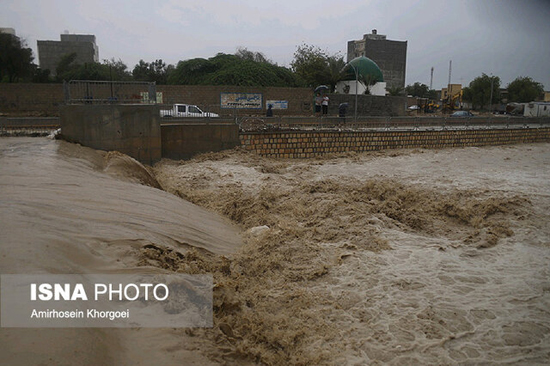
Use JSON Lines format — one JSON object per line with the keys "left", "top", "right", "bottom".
{"left": 60, "top": 104, "right": 241, "bottom": 164}
{"left": 60, "top": 104, "right": 162, "bottom": 165}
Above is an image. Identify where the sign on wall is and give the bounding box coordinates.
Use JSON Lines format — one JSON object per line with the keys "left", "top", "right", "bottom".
{"left": 266, "top": 100, "right": 288, "bottom": 109}
{"left": 221, "top": 93, "right": 262, "bottom": 109}
{"left": 140, "top": 92, "right": 163, "bottom": 104}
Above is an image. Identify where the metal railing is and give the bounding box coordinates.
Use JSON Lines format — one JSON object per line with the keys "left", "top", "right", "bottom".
{"left": 64, "top": 80, "right": 157, "bottom": 104}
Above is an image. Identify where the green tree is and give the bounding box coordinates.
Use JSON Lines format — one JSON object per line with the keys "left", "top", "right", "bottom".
{"left": 464, "top": 74, "right": 500, "bottom": 110}
{"left": 132, "top": 59, "right": 172, "bottom": 84}
{"left": 103, "top": 58, "right": 132, "bottom": 81}
{"left": 405, "top": 82, "right": 430, "bottom": 97}
{"left": 168, "top": 53, "right": 299, "bottom": 87}
{"left": 56, "top": 56, "right": 131, "bottom": 82}
{"left": 235, "top": 47, "right": 271, "bottom": 64}
{"left": 387, "top": 86, "right": 404, "bottom": 96}
{"left": 427, "top": 89, "right": 438, "bottom": 100}
{"left": 507, "top": 77, "right": 544, "bottom": 103}
{"left": 0, "top": 33, "right": 35, "bottom": 82}
{"left": 360, "top": 74, "right": 379, "bottom": 95}
{"left": 291, "top": 43, "right": 338, "bottom": 89}
{"left": 326, "top": 55, "right": 346, "bottom": 92}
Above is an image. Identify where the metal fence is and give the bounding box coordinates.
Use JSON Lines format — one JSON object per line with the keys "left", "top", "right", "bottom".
{"left": 64, "top": 80, "right": 157, "bottom": 104}
{"left": 236, "top": 115, "right": 550, "bottom": 132}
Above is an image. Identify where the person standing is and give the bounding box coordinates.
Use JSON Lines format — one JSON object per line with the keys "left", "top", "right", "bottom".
{"left": 338, "top": 102, "right": 348, "bottom": 123}
{"left": 314, "top": 93, "right": 323, "bottom": 115}
{"left": 322, "top": 95, "right": 329, "bottom": 115}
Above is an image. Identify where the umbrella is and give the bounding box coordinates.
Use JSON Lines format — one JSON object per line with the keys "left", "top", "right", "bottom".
{"left": 314, "top": 85, "right": 329, "bottom": 93}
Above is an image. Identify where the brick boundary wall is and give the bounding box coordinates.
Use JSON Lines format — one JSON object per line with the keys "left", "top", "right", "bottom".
{"left": 240, "top": 128, "right": 550, "bottom": 158}
{"left": 0, "top": 84, "right": 407, "bottom": 117}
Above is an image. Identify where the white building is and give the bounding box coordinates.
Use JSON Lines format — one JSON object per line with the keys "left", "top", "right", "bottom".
{"left": 337, "top": 56, "right": 387, "bottom": 97}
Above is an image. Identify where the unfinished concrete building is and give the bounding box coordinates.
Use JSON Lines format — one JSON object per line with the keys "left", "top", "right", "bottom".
{"left": 37, "top": 34, "right": 99, "bottom": 76}
{"left": 347, "top": 30, "right": 407, "bottom": 90}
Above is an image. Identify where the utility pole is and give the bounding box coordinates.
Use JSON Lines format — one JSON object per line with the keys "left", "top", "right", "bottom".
{"left": 351, "top": 64, "right": 358, "bottom": 122}
{"left": 430, "top": 67, "right": 434, "bottom": 90}
{"left": 489, "top": 74, "right": 494, "bottom": 113}
{"left": 447, "top": 60, "right": 452, "bottom": 106}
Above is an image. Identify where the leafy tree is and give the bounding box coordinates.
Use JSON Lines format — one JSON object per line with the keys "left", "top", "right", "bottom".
{"left": 56, "top": 56, "right": 131, "bottom": 82}
{"left": 427, "top": 89, "right": 438, "bottom": 100}
{"left": 168, "top": 57, "right": 216, "bottom": 85}
{"left": 507, "top": 77, "right": 544, "bottom": 103}
{"left": 103, "top": 58, "right": 132, "bottom": 81}
{"left": 463, "top": 73, "right": 500, "bottom": 110}
{"left": 55, "top": 52, "right": 79, "bottom": 78}
{"left": 462, "top": 86, "right": 473, "bottom": 104}
{"left": 168, "top": 53, "right": 299, "bottom": 87}
{"left": 132, "top": 59, "right": 171, "bottom": 84}
{"left": 387, "top": 86, "right": 404, "bottom": 96}
{"left": 405, "top": 82, "right": 430, "bottom": 97}
{"left": 0, "top": 33, "right": 35, "bottom": 82}
{"left": 235, "top": 47, "right": 271, "bottom": 64}
{"left": 360, "top": 74, "right": 379, "bottom": 95}
{"left": 326, "top": 55, "right": 346, "bottom": 92}
{"left": 32, "top": 67, "right": 51, "bottom": 83}
{"left": 291, "top": 43, "right": 346, "bottom": 89}
{"left": 291, "top": 44, "right": 327, "bottom": 87}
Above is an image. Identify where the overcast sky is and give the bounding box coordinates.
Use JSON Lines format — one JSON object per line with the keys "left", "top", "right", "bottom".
{"left": 2, "top": 0, "right": 549, "bottom": 90}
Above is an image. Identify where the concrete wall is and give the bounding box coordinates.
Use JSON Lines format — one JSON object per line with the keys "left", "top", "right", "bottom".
{"left": 240, "top": 128, "right": 550, "bottom": 159}
{"left": 60, "top": 104, "right": 161, "bottom": 165}
{"left": 161, "top": 121, "right": 240, "bottom": 160}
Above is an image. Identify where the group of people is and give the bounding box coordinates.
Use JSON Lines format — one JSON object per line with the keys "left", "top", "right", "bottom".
{"left": 315, "top": 93, "right": 330, "bottom": 115}
{"left": 266, "top": 92, "right": 347, "bottom": 120}
{"left": 316, "top": 93, "right": 348, "bottom": 120}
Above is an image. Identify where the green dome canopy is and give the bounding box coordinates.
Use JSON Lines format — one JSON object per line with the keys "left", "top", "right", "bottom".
{"left": 341, "top": 56, "right": 384, "bottom": 83}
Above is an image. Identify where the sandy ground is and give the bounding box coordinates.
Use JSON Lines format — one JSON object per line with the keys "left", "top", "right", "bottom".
{"left": 1, "top": 137, "right": 549, "bottom": 365}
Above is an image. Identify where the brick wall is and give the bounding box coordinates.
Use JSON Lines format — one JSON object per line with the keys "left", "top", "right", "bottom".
{"left": 240, "top": 128, "right": 550, "bottom": 158}
{"left": 157, "top": 85, "right": 313, "bottom": 116}
{"left": 0, "top": 84, "right": 64, "bottom": 115}
{"left": 0, "top": 84, "right": 408, "bottom": 117}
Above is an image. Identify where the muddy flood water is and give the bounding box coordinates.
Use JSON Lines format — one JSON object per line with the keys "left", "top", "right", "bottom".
{"left": 1, "top": 137, "right": 549, "bottom": 365}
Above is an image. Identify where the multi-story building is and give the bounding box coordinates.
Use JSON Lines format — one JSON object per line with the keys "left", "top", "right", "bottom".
{"left": 37, "top": 34, "right": 99, "bottom": 76}
{"left": 347, "top": 30, "right": 407, "bottom": 90}
{"left": 0, "top": 27, "right": 18, "bottom": 38}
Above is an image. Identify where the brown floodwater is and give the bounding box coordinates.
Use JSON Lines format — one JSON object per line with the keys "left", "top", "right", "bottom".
{"left": 1, "top": 137, "right": 549, "bottom": 365}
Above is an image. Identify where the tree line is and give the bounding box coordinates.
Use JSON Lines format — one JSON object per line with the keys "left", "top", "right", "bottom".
{"left": 0, "top": 33, "right": 545, "bottom": 106}
{"left": 405, "top": 75, "right": 545, "bottom": 110}
{"left": 0, "top": 35, "right": 343, "bottom": 89}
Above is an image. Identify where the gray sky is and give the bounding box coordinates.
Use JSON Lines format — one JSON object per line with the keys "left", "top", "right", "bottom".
{"left": 2, "top": 0, "right": 549, "bottom": 90}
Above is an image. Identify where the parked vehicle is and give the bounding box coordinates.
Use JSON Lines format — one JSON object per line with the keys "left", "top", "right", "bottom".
{"left": 524, "top": 102, "right": 550, "bottom": 117}
{"left": 450, "top": 110, "right": 474, "bottom": 117}
{"left": 160, "top": 104, "right": 219, "bottom": 118}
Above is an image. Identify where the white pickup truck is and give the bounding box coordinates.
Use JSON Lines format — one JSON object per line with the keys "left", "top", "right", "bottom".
{"left": 160, "top": 104, "right": 219, "bottom": 118}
